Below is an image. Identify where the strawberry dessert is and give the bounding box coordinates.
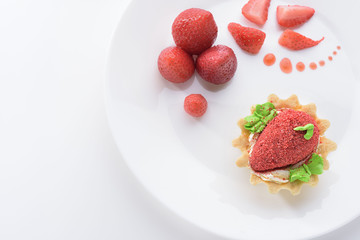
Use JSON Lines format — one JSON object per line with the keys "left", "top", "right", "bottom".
{"left": 279, "top": 29, "right": 324, "bottom": 50}
{"left": 228, "top": 22, "right": 266, "bottom": 54}
{"left": 172, "top": 8, "right": 218, "bottom": 55}
{"left": 158, "top": 46, "right": 195, "bottom": 83}
{"left": 233, "top": 95, "right": 337, "bottom": 195}
{"left": 249, "top": 109, "right": 319, "bottom": 172}
{"left": 242, "top": 0, "right": 271, "bottom": 26}
{"left": 277, "top": 5, "right": 315, "bottom": 28}
{"left": 196, "top": 45, "right": 237, "bottom": 85}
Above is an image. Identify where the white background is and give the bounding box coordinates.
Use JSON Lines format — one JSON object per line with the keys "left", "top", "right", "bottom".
{"left": 0, "top": 0, "right": 359, "bottom": 239}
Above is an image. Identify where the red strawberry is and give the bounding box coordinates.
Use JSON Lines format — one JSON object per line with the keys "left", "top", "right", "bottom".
{"left": 242, "top": 0, "right": 271, "bottom": 26}
{"left": 250, "top": 109, "right": 319, "bottom": 172}
{"left": 184, "top": 94, "right": 208, "bottom": 117}
{"left": 277, "top": 5, "right": 315, "bottom": 28}
{"left": 172, "top": 8, "right": 218, "bottom": 55}
{"left": 278, "top": 29, "right": 324, "bottom": 50}
{"left": 158, "top": 46, "right": 195, "bottom": 83}
{"left": 196, "top": 45, "right": 237, "bottom": 85}
{"left": 228, "top": 22, "right": 266, "bottom": 54}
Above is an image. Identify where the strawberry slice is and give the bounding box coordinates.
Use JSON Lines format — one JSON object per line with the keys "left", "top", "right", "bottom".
{"left": 242, "top": 0, "right": 271, "bottom": 26}
{"left": 228, "top": 22, "right": 266, "bottom": 54}
{"left": 279, "top": 29, "right": 324, "bottom": 50}
{"left": 277, "top": 5, "right": 315, "bottom": 28}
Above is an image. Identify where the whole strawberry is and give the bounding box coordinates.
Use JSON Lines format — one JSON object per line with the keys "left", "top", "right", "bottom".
{"left": 172, "top": 8, "right": 218, "bottom": 55}
{"left": 228, "top": 22, "right": 266, "bottom": 54}
{"left": 279, "top": 29, "right": 324, "bottom": 50}
{"left": 184, "top": 94, "right": 208, "bottom": 117}
{"left": 158, "top": 46, "right": 195, "bottom": 83}
{"left": 196, "top": 45, "right": 237, "bottom": 85}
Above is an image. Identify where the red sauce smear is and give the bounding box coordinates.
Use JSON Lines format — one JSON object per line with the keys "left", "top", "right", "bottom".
{"left": 337, "top": 46, "right": 341, "bottom": 50}
{"left": 263, "top": 53, "right": 276, "bottom": 66}
{"left": 280, "top": 58, "right": 292, "bottom": 74}
{"left": 328, "top": 56, "right": 333, "bottom": 61}
{"left": 333, "top": 51, "right": 337, "bottom": 55}
{"left": 296, "top": 62, "right": 305, "bottom": 72}
{"left": 309, "top": 62, "right": 317, "bottom": 70}
{"left": 319, "top": 60, "right": 325, "bottom": 67}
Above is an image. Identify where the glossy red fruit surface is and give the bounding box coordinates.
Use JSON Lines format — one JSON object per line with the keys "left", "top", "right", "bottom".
{"left": 172, "top": 8, "right": 218, "bottom": 55}
{"left": 158, "top": 46, "right": 195, "bottom": 83}
{"left": 184, "top": 94, "right": 208, "bottom": 117}
{"left": 196, "top": 45, "right": 237, "bottom": 85}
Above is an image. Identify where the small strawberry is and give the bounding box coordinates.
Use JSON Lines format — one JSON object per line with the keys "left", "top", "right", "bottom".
{"left": 172, "top": 8, "right": 218, "bottom": 55}
{"left": 184, "top": 94, "right": 208, "bottom": 117}
{"left": 242, "top": 0, "right": 271, "bottom": 26}
{"left": 158, "top": 46, "right": 195, "bottom": 83}
{"left": 277, "top": 5, "right": 315, "bottom": 28}
{"left": 228, "top": 22, "right": 266, "bottom": 54}
{"left": 196, "top": 45, "right": 237, "bottom": 85}
{"left": 278, "top": 29, "right": 324, "bottom": 50}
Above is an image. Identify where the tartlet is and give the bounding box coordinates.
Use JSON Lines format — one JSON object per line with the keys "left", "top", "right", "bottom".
{"left": 232, "top": 94, "right": 337, "bottom": 195}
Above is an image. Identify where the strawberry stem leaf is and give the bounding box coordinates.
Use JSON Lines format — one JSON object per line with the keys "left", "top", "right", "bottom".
{"left": 294, "top": 123, "right": 314, "bottom": 140}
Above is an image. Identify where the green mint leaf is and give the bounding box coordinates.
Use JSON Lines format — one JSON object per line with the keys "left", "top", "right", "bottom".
{"left": 294, "top": 123, "right": 315, "bottom": 140}
{"left": 244, "top": 115, "right": 260, "bottom": 125}
{"left": 264, "top": 109, "right": 277, "bottom": 123}
{"left": 307, "top": 153, "right": 324, "bottom": 175}
{"left": 243, "top": 102, "right": 277, "bottom": 133}
{"left": 289, "top": 165, "right": 311, "bottom": 182}
{"left": 303, "top": 164, "right": 311, "bottom": 175}
{"left": 255, "top": 102, "right": 275, "bottom": 116}
{"left": 289, "top": 153, "right": 324, "bottom": 182}
{"left": 253, "top": 111, "right": 263, "bottom": 118}
{"left": 256, "top": 124, "right": 265, "bottom": 133}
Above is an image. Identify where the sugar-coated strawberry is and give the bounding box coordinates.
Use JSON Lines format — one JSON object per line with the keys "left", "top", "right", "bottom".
{"left": 228, "top": 22, "right": 266, "bottom": 54}
{"left": 184, "top": 94, "right": 208, "bottom": 117}
{"left": 250, "top": 109, "right": 319, "bottom": 172}
{"left": 242, "top": 0, "right": 271, "bottom": 26}
{"left": 277, "top": 5, "right": 315, "bottom": 28}
{"left": 278, "top": 29, "right": 324, "bottom": 50}
{"left": 172, "top": 8, "right": 218, "bottom": 55}
{"left": 158, "top": 46, "right": 195, "bottom": 83}
{"left": 196, "top": 45, "right": 237, "bottom": 85}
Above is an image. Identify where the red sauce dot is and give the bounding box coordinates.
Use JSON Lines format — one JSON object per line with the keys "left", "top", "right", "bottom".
{"left": 333, "top": 51, "right": 337, "bottom": 55}
{"left": 337, "top": 46, "right": 341, "bottom": 50}
{"left": 309, "top": 62, "right": 317, "bottom": 70}
{"left": 263, "top": 53, "right": 276, "bottom": 66}
{"left": 328, "top": 56, "right": 333, "bottom": 61}
{"left": 319, "top": 60, "right": 325, "bottom": 66}
{"left": 280, "top": 58, "right": 292, "bottom": 74}
{"left": 296, "top": 62, "right": 305, "bottom": 72}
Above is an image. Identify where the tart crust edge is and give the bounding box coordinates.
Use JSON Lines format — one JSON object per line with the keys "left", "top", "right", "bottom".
{"left": 232, "top": 94, "right": 337, "bottom": 195}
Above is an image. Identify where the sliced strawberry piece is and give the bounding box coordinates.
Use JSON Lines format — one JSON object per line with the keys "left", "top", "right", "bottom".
{"left": 279, "top": 29, "right": 324, "bottom": 50}
{"left": 277, "top": 5, "right": 315, "bottom": 28}
{"left": 242, "top": 0, "right": 271, "bottom": 26}
{"left": 228, "top": 22, "right": 266, "bottom": 54}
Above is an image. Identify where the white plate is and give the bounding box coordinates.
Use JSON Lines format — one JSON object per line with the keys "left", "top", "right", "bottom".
{"left": 105, "top": 0, "right": 360, "bottom": 239}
